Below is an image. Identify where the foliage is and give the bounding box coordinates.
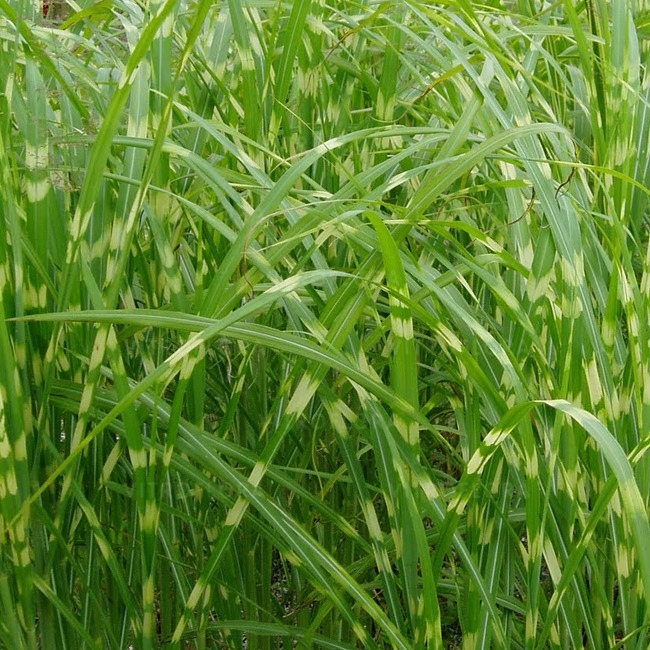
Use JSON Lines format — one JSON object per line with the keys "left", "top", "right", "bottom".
{"left": 1, "top": 0, "right": 650, "bottom": 647}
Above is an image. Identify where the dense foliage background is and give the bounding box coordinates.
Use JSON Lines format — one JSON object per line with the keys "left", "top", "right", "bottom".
{"left": 2, "top": 0, "right": 650, "bottom": 647}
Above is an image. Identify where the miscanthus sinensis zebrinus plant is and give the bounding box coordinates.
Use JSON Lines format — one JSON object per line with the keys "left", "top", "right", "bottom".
{"left": 1, "top": 0, "right": 650, "bottom": 647}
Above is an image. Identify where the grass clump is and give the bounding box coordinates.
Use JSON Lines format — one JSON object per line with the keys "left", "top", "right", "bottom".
{"left": 1, "top": 0, "right": 650, "bottom": 648}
